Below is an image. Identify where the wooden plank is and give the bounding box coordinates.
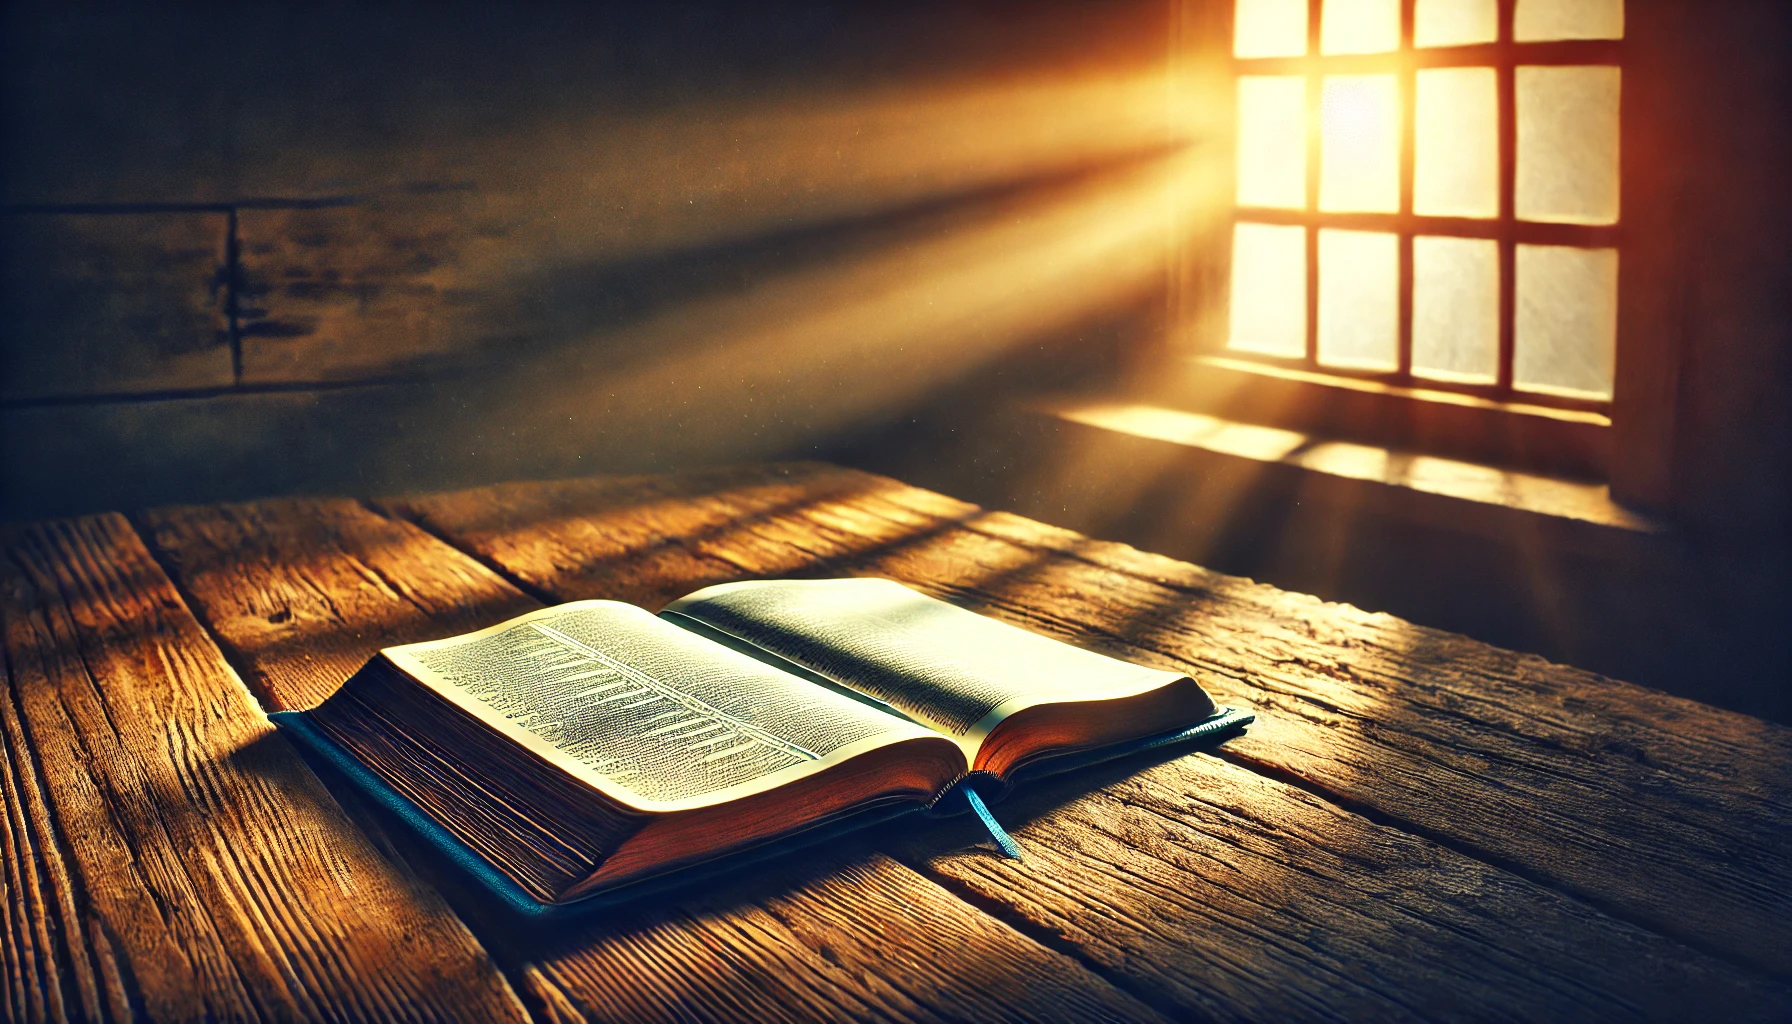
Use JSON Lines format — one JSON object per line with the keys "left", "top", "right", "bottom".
{"left": 139, "top": 496, "right": 541, "bottom": 711}
{"left": 512, "top": 845, "right": 1170, "bottom": 1024}
{"left": 0, "top": 514, "right": 527, "bottom": 1022}
{"left": 904, "top": 752, "right": 1790, "bottom": 1022}
{"left": 234, "top": 196, "right": 533, "bottom": 386}
{"left": 383, "top": 462, "right": 877, "bottom": 610}
{"left": 817, "top": 481, "right": 1792, "bottom": 978}
{"left": 142, "top": 493, "right": 1168, "bottom": 1024}
{"left": 0, "top": 212, "right": 233, "bottom": 402}
{"left": 386, "top": 463, "right": 1792, "bottom": 1003}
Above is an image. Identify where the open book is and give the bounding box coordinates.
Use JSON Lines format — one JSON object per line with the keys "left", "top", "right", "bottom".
{"left": 282, "top": 577, "right": 1249, "bottom": 907}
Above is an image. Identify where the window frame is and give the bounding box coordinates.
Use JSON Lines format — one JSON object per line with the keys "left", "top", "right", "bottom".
{"left": 1216, "top": 0, "right": 1623, "bottom": 416}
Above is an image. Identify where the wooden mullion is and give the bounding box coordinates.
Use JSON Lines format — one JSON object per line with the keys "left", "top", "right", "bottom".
{"left": 1235, "top": 38, "right": 1620, "bottom": 75}
{"left": 1397, "top": 0, "right": 1417, "bottom": 379}
{"left": 1235, "top": 208, "right": 1616, "bottom": 247}
{"left": 1227, "top": 0, "right": 1623, "bottom": 409}
{"left": 1496, "top": 0, "right": 1518, "bottom": 394}
{"left": 1304, "top": 0, "right": 1323, "bottom": 366}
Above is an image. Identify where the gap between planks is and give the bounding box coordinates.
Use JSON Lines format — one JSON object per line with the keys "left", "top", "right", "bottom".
{"left": 898, "top": 842, "right": 1196, "bottom": 1023}
{"left": 820, "top": 495, "right": 1788, "bottom": 982}
{"left": 121, "top": 499, "right": 1165, "bottom": 1024}
{"left": 125, "top": 472, "right": 1789, "bottom": 1014}
{"left": 123, "top": 509, "right": 292, "bottom": 719}
{"left": 361, "top": 497, "right": 560, "bottom": 607}
{"left": 363, "top": 469, "right": 1792, "bottom": 1011}
{"left": 370, "top": 473, "right": 1790, "bottom": 993}
{"left": 115, "top": 509, "right": 551, "bottom": 1024}
{"left": 812, "top": 484, "right": 1792, "bottom": 982}
{"left": 1, "top": 515, "right": 537, "bottom": 1022}
{"left": 1204, "top": 743, "right": 1781, "bottom": 980}
{"left": 328, "top": 496, "right": 1229, "bottom": 1020}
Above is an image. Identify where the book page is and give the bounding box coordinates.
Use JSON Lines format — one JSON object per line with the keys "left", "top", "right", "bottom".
{"left": 382, "top": 601, "right": 948, "bottom": 812}
{"left": 664, "top": 578, "right": 1188, "bottom": 757}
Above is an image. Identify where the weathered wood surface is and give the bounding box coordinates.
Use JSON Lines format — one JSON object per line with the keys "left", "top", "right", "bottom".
{"left": 510, "top": 846, "right": 1170, "bottom": 1024}
{"left": 234, "top": 198, "right": 525, "bottom": 386}
{"left": 388, "top": 463, "right": 1792, "bottom": 1000}
{"left": 142, "top": 492, "right": 1166, "bottom": 1024}
{"left": 905, "top": 751, "right": 1787, "bottom": 1021}
{"left": 0, "top": 212, "right": 232, "bottom": 402}
{"left": 18, "top": 462, "right": 1792, "bottom": 1020}
{"left": 0, "top": 514, "right": 526, "bottom": 1022}
{"left": 138, "top": 497, "right": 541, "bottom": 711}
{"left": 383, "top": 463, "right": 865, "bottom": 610}
{"left": 834, "top": 481, "right": 1792, "bottom": 978}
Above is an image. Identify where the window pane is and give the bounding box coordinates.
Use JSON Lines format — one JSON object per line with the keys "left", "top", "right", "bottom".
{"left": 1322, "top": 0, "right": 1400, "bottom": 54}
{"left": 1413, "top": 236, "right": 1498, "bottom": 383}
{"left": 1237, "top": 77, "right": 1308, "bottom": 209}
{"left": 1235, "top": 0, "right": 1307, "bottom": 57}
{"left": 1229, "top": 223, "right": 1307, "bottom": 357}
{"left": 1515, "top": 245, "right": 1617, "bottom": 398}
{"left": 1415, "top": 68, "right": 1498, "bottom": 218}
{"left": 1318, "top": 229, "right": 1397, "bottom": 370}
{"left": 1516, "top": 66, "right": 1620, "bottom": 224}
{"left": 1320, "top": 75, "right": 1400, "bottom": 213}
{"left": 1515, "top": 0, "right": 1623, "bottom": 41}
{"left": 1415, "top": 0, "right": 1497, "bottom": 47}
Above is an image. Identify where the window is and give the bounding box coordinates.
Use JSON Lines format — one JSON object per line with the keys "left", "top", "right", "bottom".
{"left": 1225, "top": 0, "right": 1622, "bottom": 408}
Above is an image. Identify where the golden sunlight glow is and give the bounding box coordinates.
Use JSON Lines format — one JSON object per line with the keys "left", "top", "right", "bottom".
{"left": 1317, "top": 229, "right": 1398, "bottom": 370}
{"left": 1517, "top": 65, "right": 1621, "bottom": 225}
{"left": 1515, "top": 244, "right": 1617, "bottom": 399}
{"left": 318, "top": 64, "right": 1228, "bottom": 476}
{"left": 1060, "top": 403, "right": 1309, "bottom": 463}
{"left": 1229, "top": 1, "right": 1626, "bottom": 406}
{"left": 1415, "top": 0, "right": 1498, "bottom": 47}
{"left": 1322, "top": 0, "right": 1401, "bottom": 55}
{"left": 441, "top": 149, "right": 1217, "bottom": 474}
{"left": 1056, "top": 399, "right": 1649, "bottom": 528}
{"left": 1234, "top": 0, "right": 1308, "bottom": 58}
{"left": 1236, "top": 76, "right": 1307, "bottom": 208}
{"left": 1415, "top": 67, "right": 1498, "bottom": 218}
{"left": 1228, "top": 222, "right": 1307, "bottom": 357}
{"left": 1413, "top": 235, "right": 1499, "bottom": 382}
{"left": 1515, "top": 0, "right": 1624, "bottom": 41}
{"left": 1320, "top": 75, "right": 1400, "bottom": 212}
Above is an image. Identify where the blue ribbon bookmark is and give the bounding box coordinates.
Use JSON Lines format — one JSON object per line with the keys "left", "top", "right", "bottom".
{"left": 962, "top": 787, "right": 1023, "bottom": 860}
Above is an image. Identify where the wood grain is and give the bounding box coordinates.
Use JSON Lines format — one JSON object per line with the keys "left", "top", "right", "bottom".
{"left": 234, "top": 197, "right": 533, "bottom": 386}
{"left": 139, "top": 496, "right": 542, "bottom": 711}
{"left": 388, "top": 463, "right": 1792, "bottom": 1005}
{"left": 512, "top": 848, "right": 1171, "bottom": 1024}
{"left": 0, "top": 211, "right": 232, "bottom": 402}
{"left": 143, "top": 490, "right": 1167, "bottom": 1024}
{"left": 906, "top": 751, "right": 1789, "bottom": 1022}
{"left": 819, "top": 481, "right": 1792, "bottom": 979}
{"left": 381, "top": 462, "right": 875, "bottom": 611}
{"left": 0, "top": 514, "right": 526, "bottom": 1022}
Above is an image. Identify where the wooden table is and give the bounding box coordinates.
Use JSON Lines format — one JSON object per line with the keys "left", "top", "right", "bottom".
{"left": 4, "top": 462, "right": 1789, "bottom": 1022}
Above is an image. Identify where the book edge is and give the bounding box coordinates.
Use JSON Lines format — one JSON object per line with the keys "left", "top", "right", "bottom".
{"left": 269, "top": 705, "right": 1253, "bottom": 916}
{"left": 271, "top": 710, "right": 929, "bottom": 917}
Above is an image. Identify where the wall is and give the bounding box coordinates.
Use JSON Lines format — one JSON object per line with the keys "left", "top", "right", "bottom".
{"left": 6, "top": 1, "right": 1786, "bottom": 718}
{"left": 2, "top": 0, "right": 1183, "bottom": 519}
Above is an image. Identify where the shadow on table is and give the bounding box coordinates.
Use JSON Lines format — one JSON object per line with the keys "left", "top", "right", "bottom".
{"left": 237, "top": 706, "right": 1245, "bottom": 953}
